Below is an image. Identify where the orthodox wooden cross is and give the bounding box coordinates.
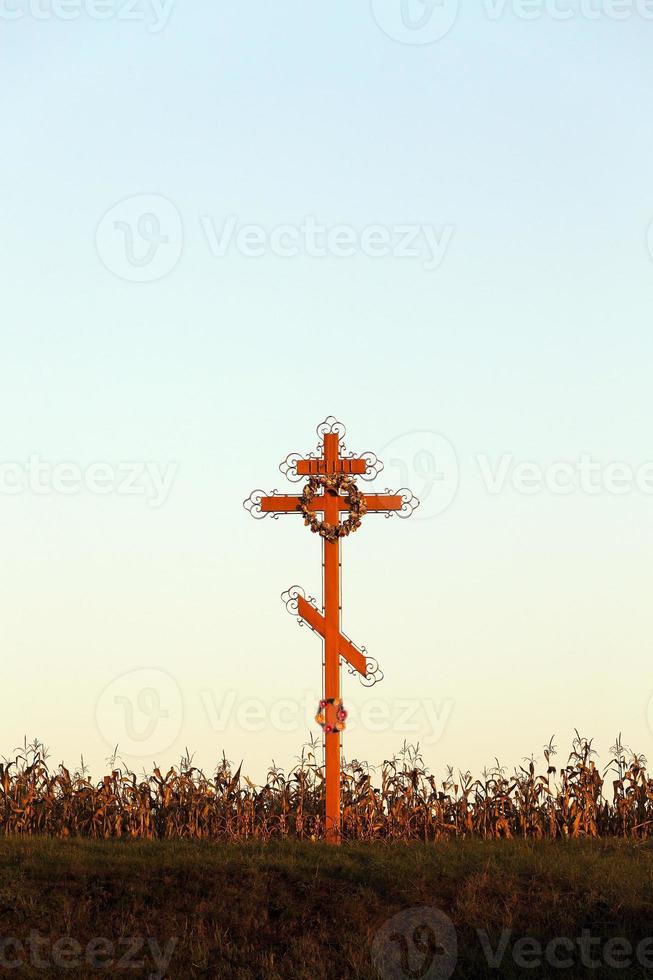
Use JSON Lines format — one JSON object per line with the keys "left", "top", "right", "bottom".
{"left": 245, "top": 417, "right": 418, "bottom": 841}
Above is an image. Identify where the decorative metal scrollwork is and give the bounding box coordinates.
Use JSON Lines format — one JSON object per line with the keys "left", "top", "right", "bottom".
{"left": 317, "top": 415, "right": 346, "bottom": 440}
{"left": 279, "top": 453, "right": 306, "bottom": 483}
{"left": 317, "top": 420, "right": 354, "bottom": 458}
{"left": 244, "top": 489, "right": 286, "bottom": 519}
{"left": 362, "top": 657, "right": 385, "bottom": 687}
{"left": 281, "top": 585, "right": 304, "bottom": 615}
{"left": 243, "top": 490, "right": 268, "bottom": 519}
{"left": 380, "top": 488, "right": 420, "bottom": 519}
{"left": 357, "top": 451, "right": 384, "bottom": 482}
{"left": 281, "top": 586, "right": 318, "bottom": 621}
{"left": 347, "top": 649, "right": 385, "bottom": 687}
{"left": 396, "top": 489, "right": 420, "bottom": 518}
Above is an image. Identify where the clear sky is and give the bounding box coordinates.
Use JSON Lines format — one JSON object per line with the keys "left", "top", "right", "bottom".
{"left": 2, "top": 1, "right": 653, "bottom": 781}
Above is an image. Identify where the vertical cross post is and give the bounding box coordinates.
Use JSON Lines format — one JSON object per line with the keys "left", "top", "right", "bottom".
{"left": 322, "top": 433, "right": 342, "bottom": 841}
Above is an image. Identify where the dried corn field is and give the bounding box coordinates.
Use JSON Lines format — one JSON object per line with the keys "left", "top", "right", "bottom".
{"left": 2, "top": 735, "right": 652, "bottom": 841}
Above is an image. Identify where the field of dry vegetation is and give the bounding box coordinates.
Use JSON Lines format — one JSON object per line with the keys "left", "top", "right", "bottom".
{"left": 2, "top": 733, "right": 652, "bottom": 841}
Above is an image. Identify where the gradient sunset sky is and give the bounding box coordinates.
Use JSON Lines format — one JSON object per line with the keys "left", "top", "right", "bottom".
{"left": 2, "top": 1, "right": 653, "bottom": 779}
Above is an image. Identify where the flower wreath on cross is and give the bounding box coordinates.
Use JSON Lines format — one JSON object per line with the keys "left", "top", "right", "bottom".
{"left": 299, "top": 474, "right": 367, "bottom": 542}
{"left": 315, "top": 698, "right": 348, "bottom": 734}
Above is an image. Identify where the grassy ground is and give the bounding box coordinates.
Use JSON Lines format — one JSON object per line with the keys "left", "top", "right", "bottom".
{"left": 1, "top": 838, "right": 653, "bottom": 978}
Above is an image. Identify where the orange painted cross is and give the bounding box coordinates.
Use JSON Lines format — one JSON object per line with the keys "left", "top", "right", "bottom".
{"left": 245, "top": 417, "right": 418, "bottom": 842}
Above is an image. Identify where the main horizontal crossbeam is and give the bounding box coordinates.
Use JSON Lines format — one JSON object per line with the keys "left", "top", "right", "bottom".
{"left": 260, "top": 493, "right": 403, "bottom": 515}
{"left": 261, "top": 496, "right": 322, "bottom": 514}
